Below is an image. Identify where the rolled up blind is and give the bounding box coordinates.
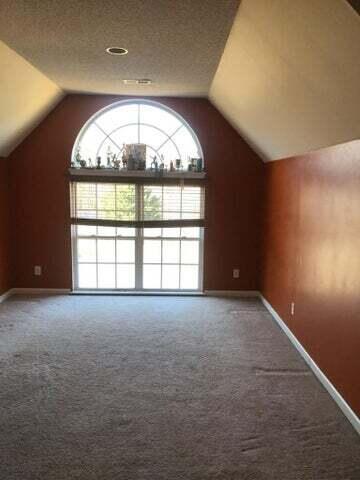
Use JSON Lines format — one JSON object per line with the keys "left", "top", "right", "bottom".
{"left": 70, "top": 181, "right": 205, "bottom": 228}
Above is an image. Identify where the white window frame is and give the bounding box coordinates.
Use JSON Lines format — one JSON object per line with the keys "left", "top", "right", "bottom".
{"left": 71, "top": 225, "right": 204, "bottom": 292}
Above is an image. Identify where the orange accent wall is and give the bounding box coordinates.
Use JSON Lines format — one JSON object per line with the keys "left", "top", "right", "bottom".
{"left": 0, "top": 158, "right": 11, "bottom": 295}
{"left": 261, "top": 140, "right": 360, "bottom": 416}
{"left": 9, "top": 94, "right": 264, "bottom": 291}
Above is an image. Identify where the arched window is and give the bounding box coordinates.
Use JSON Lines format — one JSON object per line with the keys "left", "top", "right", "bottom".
{"left": 72, "top": 100, "right": 203, "bottom": 170}
{"left": 70, "top": 100, "right": 205, "bottom": 292}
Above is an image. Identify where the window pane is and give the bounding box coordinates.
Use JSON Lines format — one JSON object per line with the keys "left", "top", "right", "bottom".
{"left": 143, "top": 186, "right": 162, "bottom": 220}
{"left": 162, "top": 240, "right": 180, "bottom": 263}
{"left": 116, "top": 184, "right": 136, "bottom": 220}
{"left": 143, "top": 240, "right": 161, "bottom": 263}
{"left": 140, "top": 104, "right": 182, "bottom": 136}
{"left": 111, "top": 124, "right": 138, "bottom": 147}
{"left": 162, "top": 265, "right": 179, "bottom": 289}
{"left": 98, "top": 239, "right": 115, "bottom": 262}
{"left": 116, "top": 240, "right": 135, "bottom": 263}
{"left": 97, "top": 184, "right": 116, "bottom": 211}
{"left": 77, "top": 239, "right": 96, "bottom": 262}
{"left": 181, "top": 240, "right": 199, "bottom": 264}
{"left": 77, "top": 225, "right": 96, "bottom": 236}
{"left": 181, "top": 227, "right": 200, "bottom": 238}
{"left": 95, "top": 104, "right": 138, "bottom": 134}
{"left": 182, "top": 186, "right": 202, "bottom": 218}
{"left": 76, "top": 209, "right": 96, "bottom": 220}
{"left": 117, "top": 227, "right": 136, "bottom": 237}
{"left": 78, "top": 123, "right": 106, "bottom": 161}
{"left": 98, "top": 226, "right": 116, "bottom": 237}
{"left": 98, "top": 264, "right": 115, "bottom": 288}
{"left": 172, "top": 127, "right": 200, "bottom": 162}
{"left": 76, "top": 183, "right": 96, "bottom": 210}
{"left": 143, "top": 228, "right": 162, "bottom": 237}
{"left": 78, "top": 264, "right": 97, "bottom": 288}
{"left": 139, "top": 124, "right": 168, "bottom": 151}
{"left": 162, "top": 228, "right": 180, "bottom": 238}
{"left": 157, "top": 140, "right": 179, "bottom": 168}
{"left": 162, "top": 185, "right": 183, "bottom": 219}
{"left": 117, "top": 264, "right": 135, "bottom": 289}
{"left": 143, "top": 265, "right": 161, "bottom": 288}
{"left": 180, "top": 265, "right": 198, "bottom": 289}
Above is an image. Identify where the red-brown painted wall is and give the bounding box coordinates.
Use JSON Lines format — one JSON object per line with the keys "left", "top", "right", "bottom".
{"left": 9, "top": 94, "right": 264, "bottom": 291}
{"left": 261, "top": 140, "right": 360, "bottom": 416}
{"left": 0, "top": 158, "right": 11, "bottom": 295}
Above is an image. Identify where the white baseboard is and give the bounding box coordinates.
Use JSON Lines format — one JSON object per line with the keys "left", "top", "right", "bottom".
{"left": 0, "top": 289, "right": 12, "bottom": 304}
{"left": 10, "top": 288, "right": 71, "bottom": 296}
{"left": 204, "top": 290, "right": 260, "bottom": 297}
{"left": 260, "top": 294, "right": 360, "bottom": 435}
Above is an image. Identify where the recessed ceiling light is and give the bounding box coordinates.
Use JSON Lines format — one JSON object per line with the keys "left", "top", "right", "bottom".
{"left": 123, "top": 79, "right": 152, "bottom": 85}
{"left": 106, "top": 47, "right": 128, "bottom": 56}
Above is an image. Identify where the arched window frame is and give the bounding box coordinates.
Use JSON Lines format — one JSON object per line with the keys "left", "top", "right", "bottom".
{"left": 71, "top": 99, "right": 204, "bottom": 168}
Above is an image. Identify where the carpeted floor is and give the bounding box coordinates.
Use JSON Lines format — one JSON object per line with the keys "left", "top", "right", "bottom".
{"left": 0, "top": 295, "right": 359, "bottom": 479}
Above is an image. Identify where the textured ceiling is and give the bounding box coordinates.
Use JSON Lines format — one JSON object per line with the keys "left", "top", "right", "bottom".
{"left": 210, "top": 0, "right": 360, "bottom": 161}
{"left": 1, "top": 0, "right": 359, "bottom": 161}
{"left": 0, "top": 40, "right": 63, "bottom": 157}
{"left": 0, "top": 0, "right": 239, "bottom": 97}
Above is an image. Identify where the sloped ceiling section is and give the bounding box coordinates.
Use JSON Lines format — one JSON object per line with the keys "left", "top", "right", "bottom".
{"left": 0, "top": 40, "right": 63, "bottom": 157}
{"left": 0, "top": 0, "right": 239, "bottom": 97}
{"left": 210, "top": 0, "right": 360, "bottom": 161}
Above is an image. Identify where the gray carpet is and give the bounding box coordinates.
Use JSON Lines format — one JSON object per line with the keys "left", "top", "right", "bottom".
{"left": 0, "top": 295, "right": 359, "bottom": 479}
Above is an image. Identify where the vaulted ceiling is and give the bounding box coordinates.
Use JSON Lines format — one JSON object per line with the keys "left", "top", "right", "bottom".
{"left": 0, "top": 0, "right": 359, "bottom": 160}
{"left": 210, "top": 0, "right": 360, "bottom": 160}
{"left": 0, "top": 40, "right": 63, "bottom": 157}
{"left": 0, "top": 0, "right": 239, "bottom": 96}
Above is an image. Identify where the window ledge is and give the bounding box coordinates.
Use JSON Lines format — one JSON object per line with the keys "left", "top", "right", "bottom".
{"left": 68, "top": 168, "right": 206, "bottom": 180}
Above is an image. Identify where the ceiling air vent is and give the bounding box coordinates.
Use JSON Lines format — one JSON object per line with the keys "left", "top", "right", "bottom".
{"left": 123, "top": 79, "right": 153, "bottom": 85}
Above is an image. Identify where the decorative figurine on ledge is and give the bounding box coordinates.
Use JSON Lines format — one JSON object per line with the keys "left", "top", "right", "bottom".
{"left": 96, "top": 156, "right": 102, "bottom": 169}
{"left": 159, "top": 154, "right": 165, "bottom": 177}
{"left": 113, "top": 154, "right": 121, "bottom": 170}
{"left": 75, "top": 146, "right": 84, "bottom": 168}
{"left": 187, "top": 157, "right": 202, "bottom": 172}
{"left": 150, "top": 155, "right": 159, "bottom": 172}
{"left": 169, "top": 160, "right": 175, "bottom": 172}
{"left": 106, "top": 146, "right": 113, "bottom": 169}
{"left": 121, "top": 151, "right": 128, "bottom": 170}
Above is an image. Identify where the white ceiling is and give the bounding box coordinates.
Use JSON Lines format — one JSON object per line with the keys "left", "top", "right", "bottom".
{"left": 0, "top": 0, "right": 239, "bottom": 97}
{"left": 210, "top": 0, "right": 360, "bottom": 160}
{"left": 0, "top": 40, "right": 63, "bottom": 157}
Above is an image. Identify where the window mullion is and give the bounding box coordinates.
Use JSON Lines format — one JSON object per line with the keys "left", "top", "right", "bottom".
{"left": 95, "top": 185, "right": 99, "bottom": 288}
{"left": 135, "top": 184, "right": 143, "bottom": 289}
{"left": 137, "top": 104, "right": 140, "bottom": 143}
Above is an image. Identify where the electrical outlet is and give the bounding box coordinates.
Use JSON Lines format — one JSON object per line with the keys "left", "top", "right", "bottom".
{"left": 233, "top": 268, "right": 240, "bottom": 279}
{"left": 34, "top": 266, "right": 42, "bottom": 276}
{"left": 290, "top": 302, "right": 295, "bottom": 316}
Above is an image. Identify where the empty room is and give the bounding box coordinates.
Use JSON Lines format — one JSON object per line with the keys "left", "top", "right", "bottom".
{"left": 0, "top": 0, "right": 359, "bottom": 478}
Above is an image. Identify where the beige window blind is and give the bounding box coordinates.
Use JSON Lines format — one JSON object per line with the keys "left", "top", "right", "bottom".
{"left": 70, "top": 181, "right": 205, "bottom": 228}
